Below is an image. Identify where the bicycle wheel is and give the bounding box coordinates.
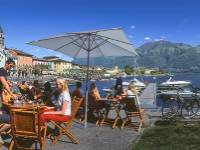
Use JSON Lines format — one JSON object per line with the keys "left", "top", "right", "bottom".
{"left": 191, "top": 99, "right": 199, "bottom": 115}
{"left": 162, "top": 98, "right": 180, "bottom": 119}
{"left": 181, "top": 99, "right": 199, "bottom": 119}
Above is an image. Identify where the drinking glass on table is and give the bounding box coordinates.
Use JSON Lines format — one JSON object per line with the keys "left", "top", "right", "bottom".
{"left": 14, "top": 98, "right": 20, "bottom": 104}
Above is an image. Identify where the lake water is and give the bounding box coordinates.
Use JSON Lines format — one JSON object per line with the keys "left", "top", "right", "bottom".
{"left": 69, "top": 73, "right": 200, "bottom": 107}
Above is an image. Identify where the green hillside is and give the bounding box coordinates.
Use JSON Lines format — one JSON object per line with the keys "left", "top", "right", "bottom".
{"left": 73, "top": 40, "right": 200, "bottom": 71}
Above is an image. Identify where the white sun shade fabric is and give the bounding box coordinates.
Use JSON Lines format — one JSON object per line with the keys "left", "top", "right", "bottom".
{"left": 28, "top": 28, "right": 137, "bottom": 58}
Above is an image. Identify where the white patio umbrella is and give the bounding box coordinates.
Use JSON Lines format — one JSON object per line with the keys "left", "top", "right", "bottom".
{"left": 28, "top": 28, "right": 137, "bottom": 128}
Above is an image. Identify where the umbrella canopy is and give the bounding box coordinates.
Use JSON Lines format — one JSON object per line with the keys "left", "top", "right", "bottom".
{"left": 28, "top": 28, "right": 137, "bottom": 127}
{"left": 29, "top": 28, "right": 137, "bottom": 58}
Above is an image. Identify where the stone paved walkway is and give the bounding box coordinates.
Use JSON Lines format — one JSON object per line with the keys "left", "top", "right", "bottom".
{"left": 2, "top": 122, "right": 141, "bottom": 150}
{"left": 1, "top": 90, "right": 160, "bottom": 150}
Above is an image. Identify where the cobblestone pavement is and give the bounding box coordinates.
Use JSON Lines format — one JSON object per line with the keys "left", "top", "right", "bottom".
{"left": 1, "top": 110, "right": 158, "bottom": 150}
{"left": 1, "top": 122, "right": 140, "bottom": 150}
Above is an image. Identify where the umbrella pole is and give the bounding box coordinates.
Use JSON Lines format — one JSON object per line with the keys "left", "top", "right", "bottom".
{"left": 84, "top": 51, "right": 90, "bottom": 128}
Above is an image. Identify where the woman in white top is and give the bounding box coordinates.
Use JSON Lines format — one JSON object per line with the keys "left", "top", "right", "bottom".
{"left": 125, "top": 82, "right": 140, "bottom": 106}
{"left": 40, "top": 79, "right": 71, "bottom": 124}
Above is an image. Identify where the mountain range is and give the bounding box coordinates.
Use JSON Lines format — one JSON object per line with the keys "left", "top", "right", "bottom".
{"left": 73, "top": 40, "right": 200, "bottom": 71}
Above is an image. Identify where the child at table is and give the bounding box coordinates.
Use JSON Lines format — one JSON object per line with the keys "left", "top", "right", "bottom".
{"left": 40, "top": 79, "right": 71, "bottom": 124}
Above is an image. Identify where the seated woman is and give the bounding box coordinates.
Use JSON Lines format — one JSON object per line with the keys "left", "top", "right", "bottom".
{"left": 41, "top": 81, "right": 53, "bottom": 106}
{"left": 126, "top": 82, "right": 137, "bottom": 96}
{"left": 71, "top": 82, "right": 84, "bottom": 99}
{"left": 88, "top": 83, "right": 101, "bottom": 103}
{"left": 30, "top": 80, "right": 43, "bottom": 100}
{"left": 125, "top": 82, "right": 140, "bottom": 106}
{"left": 18, "top": 81, "right": 29, "bottom": 94}
{"left": 70, "top": 82, "right": 84, "bottom": 120}
{"left": 88, "top": 83, "right": 102, "bottom": 117}
{"left": 40, "top": 79, "right": 71, "bottom": 124}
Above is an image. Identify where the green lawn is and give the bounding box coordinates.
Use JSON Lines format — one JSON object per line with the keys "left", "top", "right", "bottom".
{"left": 130, "top": 121, "right": 200, "bottom": 150}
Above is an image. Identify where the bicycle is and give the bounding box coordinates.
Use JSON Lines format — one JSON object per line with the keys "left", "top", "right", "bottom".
{"left": 161, "top": 88, "right": 199, "bottom": 120}
{"left": 161, "top": 92, "right": 181, "bottom": 120}
{"left": 181, "top": 87, "right": 200, "bottom": 119}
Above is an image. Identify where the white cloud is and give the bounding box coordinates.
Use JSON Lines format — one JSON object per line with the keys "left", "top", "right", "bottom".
{"left": 144, "top": 37, "right": 152, "bottom": 41}
{"left": 130, "top": 25, "right": 135, "bottom": 29}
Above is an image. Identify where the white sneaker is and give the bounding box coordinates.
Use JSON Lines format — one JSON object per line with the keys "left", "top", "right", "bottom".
{"left": 0, "top": 135, "right": 4, "bottom": 144}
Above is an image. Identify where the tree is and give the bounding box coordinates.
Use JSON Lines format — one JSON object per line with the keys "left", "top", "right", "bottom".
{"left": 32, "top": 64, "right": 48, "bottom": 75}
{"left": 124, "top": 65, "right": 132, "bottom": 75}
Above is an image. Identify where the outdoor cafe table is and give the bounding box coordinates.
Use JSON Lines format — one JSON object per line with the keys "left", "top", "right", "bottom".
{"left": 99, "top": 97, "right": 124, "bottom": 109}
{"left": 7, "top": 101, "right": 45, "bottom": 111}
{"left": 98, "top": 98, "right": 120, "bottom": 111}
{"left": 97, "top": 98, "right": 125, "bottom": 127}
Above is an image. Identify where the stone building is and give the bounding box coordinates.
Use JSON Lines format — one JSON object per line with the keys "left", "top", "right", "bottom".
{"left": 0, "top": 25, "right": 6, "bottom": 67}
{"left": 0, "top": 25, "right": 4, "bottom": 50}
{"left": 7, "top": 48, "right": 33, "bottom": 77}
{"left": 43, "top": 56, "right": 72, "bottom": 75}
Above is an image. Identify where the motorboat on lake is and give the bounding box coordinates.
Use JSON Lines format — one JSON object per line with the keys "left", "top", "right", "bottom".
{"left": 103, "top": 78, "right": 146, "bottom": 96}
{"left": 160, "top": 77, "right": 191, "bottom": 87}
{"left": 122, "top": 78, "right": 146, "bottom": 89}
{"left": 158, "top": 84, "right": 200, "bottom": 100}
{"left": 159, "top": 88, "right": 194, "bottom": 98}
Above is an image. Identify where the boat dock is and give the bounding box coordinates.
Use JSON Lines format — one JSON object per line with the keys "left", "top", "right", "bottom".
{"left": 139, "top": 83, "right": 157, "bottom": 109}
{"left": 139, "top": 83, "right": 162, "bottom": 118}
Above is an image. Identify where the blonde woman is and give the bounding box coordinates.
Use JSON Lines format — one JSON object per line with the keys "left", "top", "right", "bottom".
{"left": 126, "top": 82, "right": 140, "bottom": 106}
{"left": 40, "top": 79, "right": 71, "bottom": 124}
{"left": 127, "top": 82, "right": 137, "bottom": 96}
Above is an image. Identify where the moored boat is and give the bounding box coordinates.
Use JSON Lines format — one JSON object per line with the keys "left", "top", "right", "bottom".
{"left": 122, "top": 78, "right": 146, "bottom": 89}
{"left": 160, "top": 77, "right": 191, "bottom": 87}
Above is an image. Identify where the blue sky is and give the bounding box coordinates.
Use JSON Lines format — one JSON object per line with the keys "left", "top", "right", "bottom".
{"left": 0, "top": 0, "right": 200, "bottom": 61}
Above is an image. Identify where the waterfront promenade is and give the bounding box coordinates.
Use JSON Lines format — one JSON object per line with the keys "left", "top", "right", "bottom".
{"left": 1, "top": 78, "right": 161, "bottom": 150}
{"left": 2, "top": 115, "right": 154, "bottom": 150}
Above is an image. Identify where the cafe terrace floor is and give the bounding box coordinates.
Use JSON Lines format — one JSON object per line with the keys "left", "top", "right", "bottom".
{"left": 1, "top": 113, "right": 156, "bottom": 150}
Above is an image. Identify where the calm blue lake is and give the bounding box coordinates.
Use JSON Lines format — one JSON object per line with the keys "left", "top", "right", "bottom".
{"left": 69, "top": 73, "right": 200, "bottom": 107}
